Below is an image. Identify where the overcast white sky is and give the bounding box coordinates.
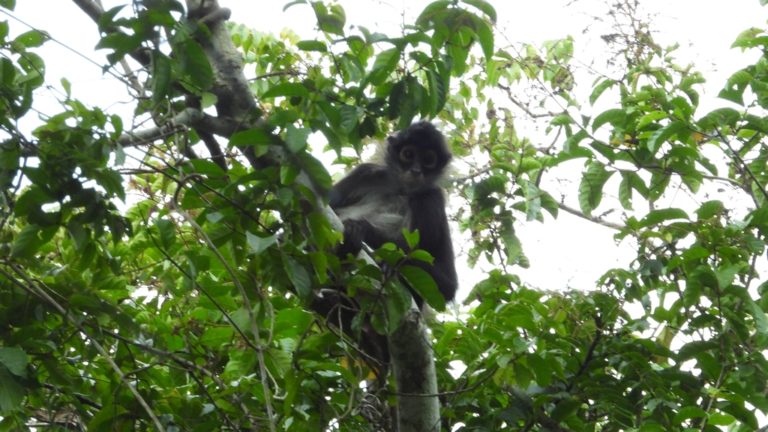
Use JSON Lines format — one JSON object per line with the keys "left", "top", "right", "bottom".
{"left": 4, "top": 1, "right": 768, "bottom": 295}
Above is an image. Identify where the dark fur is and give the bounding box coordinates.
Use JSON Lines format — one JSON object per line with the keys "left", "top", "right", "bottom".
{"left": 313, "top": 122, "right": 458, "bottom": 378}
{"left": 330, "top": 121, "right": 458, "bottom": 305}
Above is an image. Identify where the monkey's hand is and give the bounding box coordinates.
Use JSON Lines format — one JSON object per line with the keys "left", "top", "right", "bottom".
{"left": 337, "top": 219, "right": 391, "bottom": 258}
{"left": 337, "top": 219, "right": 369, "bottom": 258}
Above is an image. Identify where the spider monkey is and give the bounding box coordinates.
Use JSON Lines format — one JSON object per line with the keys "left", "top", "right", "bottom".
{"left": 314, "top": 121, "right": 458, "bottom": 375}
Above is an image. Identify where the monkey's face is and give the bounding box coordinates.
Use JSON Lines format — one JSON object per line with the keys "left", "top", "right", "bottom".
{"left": 386, "top": 122, "right": 452, "bottom": 191}
{"left": 395, "top": 144, "right": 441, "bottom": 190}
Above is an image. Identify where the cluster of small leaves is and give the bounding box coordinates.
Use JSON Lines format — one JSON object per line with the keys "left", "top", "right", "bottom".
{"left": 437, "top": 3, "right": 768, "bottom": 430}
{"left": 237, "top": 0, "right": 496, "bottom": 157}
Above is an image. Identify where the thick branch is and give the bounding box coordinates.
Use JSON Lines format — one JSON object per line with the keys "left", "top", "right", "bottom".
{"left": 388, "top": 309, "right": 441, "bottom": 431}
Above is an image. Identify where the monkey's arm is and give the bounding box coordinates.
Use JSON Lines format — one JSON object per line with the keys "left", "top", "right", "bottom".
{"left": 330, "top": 163, "right": 394, "bottom": 256}
{"left": 406, "top": 188, "right": 458, "bottom": 304}
{"left": 328, "top": 163, "right": 389, "bottom": 209}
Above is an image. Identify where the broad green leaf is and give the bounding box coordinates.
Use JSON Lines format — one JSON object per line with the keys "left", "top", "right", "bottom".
{"left": 475, "top": 19, "right": 494, "bottom": 60}
{"left": 285, "top": 125, "right": 310, "bottom": 153}
{"left": 550, "top": 397, "right": 580, "bottom": 421}
{"left": 13, "top": 30, "right": 46, "bottom": 48}
{"left": 638, "top": 208, "right": 688, "bottom": 227}
{"left": 0, "top": 367, "right": 24, "bottom": 412}
{"left": 10, "top": 224, "right": 56, "bottom": 258}
{"left": 461, "top": 0, "right": 496, "bottom": 22}
{"left": 298, "top": 152, "right": 332, "bottom": 192}
{"left": 155, "top": 219, "right": 176, "bottom": 249}
{"left": 647, "top": 121, "right": 687, "bottom": 155}
{"left": 312, "top": 2, "right": 346, "bottom": 36}
{"left": 618, "top": 170, "right": 647, "bottom": 210}
{"left": 673, "top": 406, "right": 707, "bottom": 423}
{"left": 578, "top": 161, "right": 613, "bottom": 215}
{"left": 563, "top": 129, "right": 589, "bottom": 154}
{"left": 296, "top": 40, "right": 327, "bottom": 52}
{"left": 592, "top": 108, "right": 626, "bottom": 132}
{"left": 589, "top": 78, "right": 616, "bottom": 105}
{"left": 731, "top": 27, "right": 768, "bottom": 49}
{"left": 696, "top": 200, "right": 724, "bottom": 219}
{"left": 150, "top": 51, "right": 171, "bottom": 104}
{"left": 637, "top": 110, "right": 668, "bottom": 129}
{"left": 400, "top": 265, "right": 444, "bottom": 311}
{"left": 229, "top": 127, "right": 276, "bottom": 155}
{"left": 283, "top": 256, "right": 312, "bottom": 299}
{"left": 708, "top": 413, "right": 737, "bottom": 426}
{"left": 368, "top": 47, "right": 400, "bottom": 85}
{"left": 0, "top": 347, "right": 27, "bottom": 377}
{"left": 246, "top": 231, "right": 278, "bottom": 255}
{"left": 262, "top": 82, "right": 310, "bottom": 99}
{"left": 178, "top": 39, "right": 213, "bottom": 90}
{"left": 402, "top": 229, "right": 420, "bottom": 250}
{"left": 200, "top": 326, "right": 234, "bottom": 348}
{"left": 415, "top": 1, "right": 452, "bottom": 28}
{"left": 280, "top": 164, "right": 299, "bottom": 185}
{"left": 189, "top": 158, "right": 226, "bottom": 177}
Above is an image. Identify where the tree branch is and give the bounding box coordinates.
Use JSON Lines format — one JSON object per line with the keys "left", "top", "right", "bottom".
{"left": 558, "top": 201, "right": 624, "bottom": 230}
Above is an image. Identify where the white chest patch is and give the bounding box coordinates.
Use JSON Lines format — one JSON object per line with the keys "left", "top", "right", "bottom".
{"left": 336, "top": 193, "right": 409, "bottom": 239}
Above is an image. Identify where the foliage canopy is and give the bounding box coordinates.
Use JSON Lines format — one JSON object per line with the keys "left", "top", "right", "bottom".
{"left": 0, "top": 0, "right": 767, "bottom": 430}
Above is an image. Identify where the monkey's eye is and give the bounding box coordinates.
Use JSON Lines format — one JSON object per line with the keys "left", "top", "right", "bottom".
{"left": 399, "top": 146, "right": 415, "bottom": 163}
{"left": 422, "top": 150, "right": 438, "bottom": 169}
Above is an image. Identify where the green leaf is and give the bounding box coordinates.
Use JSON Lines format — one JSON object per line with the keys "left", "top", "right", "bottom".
{"left": 262, "top": 82, "right": 310, "bottom": 99}
{"left": 578, "top": 161, "right": 613, "bottom": 216}
{"left": 368, "top": 48, "right": 400, "bottom": 85}
{"left": 416, "top": 1, "right": 453, "bottom": 28}
{"left": 229, "top": 128, "right": 276, "bottom": 154}
{"left": 296, "top": 40, "right": 327, "bottom": 52}
{"left": 718, "top": 70, "right": 751, "bottom": 105}
{"left": 402, "top": 229, "right": 420, "bottom": 250}
{"left": 673, "top": 406, "right": 707, "bottom": 423}
{"left": 708, "top": 413, "right": 736, "bottom": 426}
{"left": 311, "top": 2, "right": 346, "bottom": 36}
{"left": 285, "top": 125, "right": 310, "bottom": 153}
{"left": 283, "top": 256, "right": 312, "bottom": 299}
{"left": 0, "top": 367, "right": 25, "bottom": 413}
{"left": 0, "top": 347, "right": 27, "bottom": 377}
{"left": 647, "top": 121, "right": 687, "bottom": 155}
{"left": 461, "top": 0, "right": 497, "bottom": 22}
{"left": 298, "top": 152, "right": 332, "bottom": 192}
{"left": 246, "top": 231, "right": 278, "bottom": 255}
{"left": 695, "top": 200, "right": 724, "bottom": 219}
{"left": 589, "top": 78, "right": 616, "bottom": 105}
{"left": 178, "top": 39, "right": 213, "bottom": 90}
{"left": 638, "top": 208, "right": 689, "bottom": 227}
{"left": 10, "top": 224, "right": 56, "bottom": 258}
{"left": 400, "top": 265, "right": 445, "bottom": 310}
{"left": 562, "top": 129, "right": 589, "bottom": 154}
{"left": 283, "top": 0, "right": 307, "bottom": 11}
{"left": 200, "top": 326, "right": 234, "bottom": 348}
{"left": 155, "top": 219, "right": 176, "bottom": 249}
{"left": 592, "top": 108, "right": 626, "bottom": 132}
{"left": 150, "top": 51, "right": 172, "bottom": 104}
{"left": 636, "top": 110, "right": 668, "bottom": 129}
{"left": 13, "top": 30, "right": 46, "bottom": 48}
{"left": 731, "top": 27, "right": 768, "bottom": 49}
{"left": 280, "top": 164, "right": 300, "bottom": 185}
{"left": 475, "top": 19, "right": 494, "bottom": 60}
{"left": 550, "top": 397, "right": 580, "bottom": 421}
{"left": 189, "top": 158, "right": 226, "bottom": 177}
